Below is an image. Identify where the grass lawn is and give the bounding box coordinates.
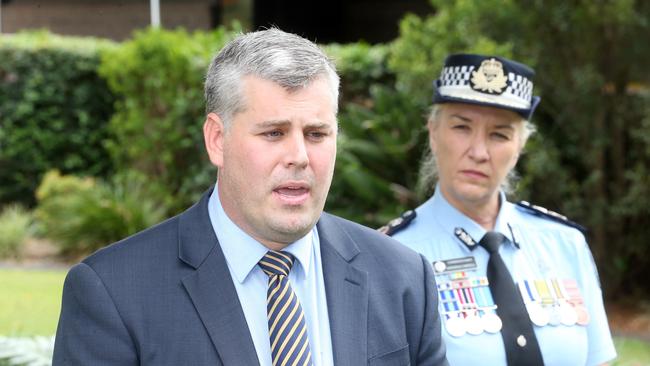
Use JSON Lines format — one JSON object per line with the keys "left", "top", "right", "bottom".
{"left": 0, "top": 269, "right": 66, "bottom": 336}
{"left": 0, "top": 268, "right": 649, "bottom": 365}
{"left": 613, "top": 337, "right": 650, "bottom": 366}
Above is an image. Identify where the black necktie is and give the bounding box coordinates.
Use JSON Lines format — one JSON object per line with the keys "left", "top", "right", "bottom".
{"left": 479, "top": 231, "right": 544, "bottom": 366}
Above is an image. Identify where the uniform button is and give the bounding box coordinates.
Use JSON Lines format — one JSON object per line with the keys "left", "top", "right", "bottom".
{"left": 517, "top": 335, "right": 527, "bottom": 347}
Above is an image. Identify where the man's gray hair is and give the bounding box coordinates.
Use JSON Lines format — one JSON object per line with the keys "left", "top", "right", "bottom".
{"left": 204, "top": 28, "right": 340, "bottom": 127}
{"left": 416, "top": 104, "right": 537, "bottom": 197}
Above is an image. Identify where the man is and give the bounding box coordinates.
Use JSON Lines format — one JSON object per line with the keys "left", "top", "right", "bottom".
{"left": 53, "top": 28, "right": 448, "bottom": 366}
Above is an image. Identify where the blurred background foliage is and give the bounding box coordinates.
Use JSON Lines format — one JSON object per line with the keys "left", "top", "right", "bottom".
{"left": 0, "top": 0, "right": 649, "bottom": 302}
{"left": 0, "top": 31, "right": 116, "bottom": 207}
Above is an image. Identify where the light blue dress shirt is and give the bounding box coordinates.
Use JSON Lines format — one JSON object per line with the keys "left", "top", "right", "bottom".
{"left": 208, "top": 188, "right": 334, "bottom": 366}
{"left": 393, "top": 187, "right": 617, "bottom": 366}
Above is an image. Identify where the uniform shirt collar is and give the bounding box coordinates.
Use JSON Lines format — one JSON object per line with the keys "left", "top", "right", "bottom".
{"left": 208, "top": 183, "right": 313, "bottom": 284}
{"left": 429, "top": 185, "right": 518, "bottom": 249}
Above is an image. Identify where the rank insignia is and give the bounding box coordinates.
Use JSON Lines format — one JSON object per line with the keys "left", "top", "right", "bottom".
{"left": 378, "top": 210, "right": 416, "bottom": 236}
{"left": 454, "top": 228, "right": 478, "bottom": 250}
{"left": 516, "top": 201, "right": 587, "bottom": 234}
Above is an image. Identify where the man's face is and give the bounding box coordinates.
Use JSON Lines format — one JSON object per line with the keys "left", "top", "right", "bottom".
{"left": 429, "top": 103, "right": 523, "bottom": 210}
{"left": 204, "top": 75, "right": 337, "bottom": 250}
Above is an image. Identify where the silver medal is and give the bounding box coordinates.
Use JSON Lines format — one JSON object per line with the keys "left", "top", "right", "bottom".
{"left": 482, "top": 312, "right": 503, "bottom": 333}
{"left": 466, "top": 314, "right": 483, "bottom": 335}
{"left": 445, "top": 316, "right": 467, "bottom": 337}
{"left": 559, "top": 302, "right": 578, "bottom": 326}
{"left": 548, "top": 305, "right": 561, "bottom": 326}
{"left": 527, "top": 302, "right": 549, "bottom": 327}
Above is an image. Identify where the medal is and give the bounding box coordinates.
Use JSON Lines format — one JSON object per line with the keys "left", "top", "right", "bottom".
{"left": 519, "top": 280, "right": 548, "bottom": 327}
{"left": 562, "top": 278, "right": 591, "bottom": 326}
{"left": 559, "top": 302, "right": 578, "bottom": 326}
{"left": 527, "top": 302, "right": 549, "bottom": 327}
{"left": 465, "top": 312, "right": 484, "bottom": 335}
{"left": 445, "top": 315, "right": 467, "bottom": 337}
{"left": 481, "top": 311, "right": 503, "bottom": 333}
{"left": 548, "top": 305, "right": 561, "bottom": 326}
{"left": 575, "top": 304, "right": 590, "bottom": 325}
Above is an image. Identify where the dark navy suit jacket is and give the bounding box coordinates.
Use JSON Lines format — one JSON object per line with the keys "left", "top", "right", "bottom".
{"left": 53, "top": 190, "right": 448, "bottom": 365}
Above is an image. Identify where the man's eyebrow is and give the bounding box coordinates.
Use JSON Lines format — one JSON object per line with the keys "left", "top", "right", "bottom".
{"left": 304, "top": 122, "right": 333, "bottom": 129}
{"left": 255, "top": 120, "right": 291, "bottom": 128}
{"left": 255, "top": 120, "right": 333, "bottom": 129}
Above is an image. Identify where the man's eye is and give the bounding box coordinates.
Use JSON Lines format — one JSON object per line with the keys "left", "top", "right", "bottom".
{"left": 453, "top": 125, "right": 470, "bottom": 131}
{"left": 307, "top": 131, "right": 326, "bottom": 140}
{"left": 264, "top": 130, "right": 283, "bottom": 138}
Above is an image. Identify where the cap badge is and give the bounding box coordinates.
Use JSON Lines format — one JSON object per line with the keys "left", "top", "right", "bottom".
{"left": 470, "top": 58, "right": 508, "bottom": 94}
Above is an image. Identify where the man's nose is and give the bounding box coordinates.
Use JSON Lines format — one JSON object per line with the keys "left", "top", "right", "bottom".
{"left": 284, "top": 133, "right": 309, "bottom": 168}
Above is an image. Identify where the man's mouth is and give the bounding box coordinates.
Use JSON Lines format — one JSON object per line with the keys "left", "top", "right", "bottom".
{"left": 273, "top": 183, "right": 310, "bottom": 205}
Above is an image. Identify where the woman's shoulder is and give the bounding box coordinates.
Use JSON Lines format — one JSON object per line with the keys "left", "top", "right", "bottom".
{"left": 511, "top": 200, "right": 587, "bottom": 236}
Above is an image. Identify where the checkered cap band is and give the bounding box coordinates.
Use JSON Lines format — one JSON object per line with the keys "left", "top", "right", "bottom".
{"left": 438, "top": 67, "right": 533, "bottom": 110}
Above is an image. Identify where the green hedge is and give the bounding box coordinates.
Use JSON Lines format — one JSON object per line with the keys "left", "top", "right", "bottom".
{"left": 0, "top": 31, "right": 117, "bottom": 206}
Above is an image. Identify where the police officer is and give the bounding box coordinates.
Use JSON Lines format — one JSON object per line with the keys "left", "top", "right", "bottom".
{"left": 382, "top": 54, "right": 617, "bottom": 365}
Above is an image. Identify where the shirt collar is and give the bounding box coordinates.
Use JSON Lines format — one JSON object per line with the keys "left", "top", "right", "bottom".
{"left": 428, "top": 185, "right": 518, "bottom": 250}
{"left": 207, "top": 185, "right": 313, "bottom": 284}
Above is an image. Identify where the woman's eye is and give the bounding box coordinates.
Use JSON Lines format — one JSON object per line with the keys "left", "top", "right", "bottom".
{"left": 492, "top": 133, "right": 510, "bottom": 140}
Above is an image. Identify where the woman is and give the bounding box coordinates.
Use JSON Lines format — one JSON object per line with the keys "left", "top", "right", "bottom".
{"left": 383, "top": 54, "right": 616, "bottom": 365}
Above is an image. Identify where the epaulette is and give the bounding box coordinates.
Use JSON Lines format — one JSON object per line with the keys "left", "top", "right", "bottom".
{"left": 516, "top": 201, "right": 587, "bottom": 234}
{"left": 378, "top": 210, "right": 416, "bottom": 236}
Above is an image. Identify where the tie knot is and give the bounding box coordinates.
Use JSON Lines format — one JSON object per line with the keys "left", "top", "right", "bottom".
{"left": 479, "top": 231, "right": 506, "bottom": 254}
{"left": 259, "top": 251, "right": 295, "bottom": 277}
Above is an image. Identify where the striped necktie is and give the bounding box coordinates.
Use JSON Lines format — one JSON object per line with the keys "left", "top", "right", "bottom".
{"left": 258, "top": 251, "right": 313, "bottom": 366}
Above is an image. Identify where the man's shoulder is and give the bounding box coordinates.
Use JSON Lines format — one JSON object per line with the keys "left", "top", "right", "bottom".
{"left": 320, "top": 212, "right": 424, "bottom": 263}
{"left": 82, "top": 214, "right": 181, "bottom": 269}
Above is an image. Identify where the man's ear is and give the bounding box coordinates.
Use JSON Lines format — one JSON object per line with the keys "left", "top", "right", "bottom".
{"left": 203, "top": 113, "right": 226, "bottom": 168}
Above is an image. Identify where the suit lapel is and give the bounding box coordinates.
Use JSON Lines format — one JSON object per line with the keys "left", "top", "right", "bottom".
{"left": 178, "top": 189, "right": 259, "bottom": 365}
{"left": 317, "top": 214, "right": 369, "bottom": 365}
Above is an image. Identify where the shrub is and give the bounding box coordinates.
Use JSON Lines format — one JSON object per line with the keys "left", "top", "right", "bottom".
{"left": 34, "top": 170, "right": 165, "bottom": 255}
{"left": 0, "top": 205, "right": 32, "bottom": 259}
{"left": 327, "top": 84, "right": 429, "bottom": 226}
{"left": 98, "top": 27, "right": 238, "bottom": 215}
{"left": 0, "top": 31, "right": 117, "bottom": 207}
{"left": 324, "top": 43, "right": 392, "bottom": 102}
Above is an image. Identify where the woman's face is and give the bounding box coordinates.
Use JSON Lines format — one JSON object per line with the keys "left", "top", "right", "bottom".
{"left": 429, "top": 103, "right": 524, "bottom": 210}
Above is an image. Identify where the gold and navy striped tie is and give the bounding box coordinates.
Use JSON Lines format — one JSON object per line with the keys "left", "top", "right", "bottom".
{"left": 258, "top": 251, "right": 312, "bottom": 366}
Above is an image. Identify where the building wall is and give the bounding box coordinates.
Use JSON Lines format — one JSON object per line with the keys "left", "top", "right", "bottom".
{"left": 1, "top": 0, "right": 432, "bottom": 43}
{"left": 2, "top": 0, "right": 214, "bottom": 40}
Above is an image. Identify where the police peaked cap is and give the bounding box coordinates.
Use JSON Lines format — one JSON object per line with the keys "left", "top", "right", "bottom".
{"left": 433, "top": 54, "right": 541, "bottom": 120}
